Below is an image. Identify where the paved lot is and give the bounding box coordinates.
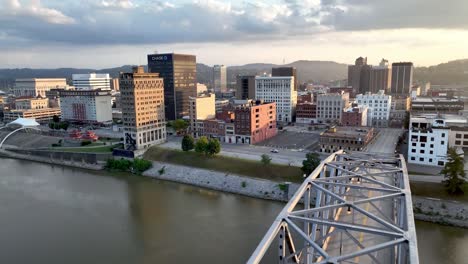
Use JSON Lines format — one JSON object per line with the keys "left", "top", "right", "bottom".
{"left": 255, "top": 130, "right": 321, "bottom": 151}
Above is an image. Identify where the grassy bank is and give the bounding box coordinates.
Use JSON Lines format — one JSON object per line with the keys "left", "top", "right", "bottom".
{"left": 51, "top": 145, "right": 118, "bottom": 153}
{"left": 144, "top": 147, "right": 303, "bottom": 183}
{"left": 410, "top": 181, "right": 468, "bottom": 203}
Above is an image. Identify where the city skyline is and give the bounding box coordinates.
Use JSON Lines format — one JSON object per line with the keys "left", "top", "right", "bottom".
{"left": 1, "top": 0, "right": 468, "bottom": 68}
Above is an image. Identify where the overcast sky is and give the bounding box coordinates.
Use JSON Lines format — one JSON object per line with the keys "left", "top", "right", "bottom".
{"left": 1, "top": 0, "right": 468, "bottom": 68}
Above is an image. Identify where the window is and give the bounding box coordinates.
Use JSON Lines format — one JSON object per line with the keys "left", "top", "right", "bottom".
{"left": 411, "top": 157, "right": 415, "bottom": 161}
{"left": 412, "top": 143, "right": 416, "bottom": 147}
{"left": 455, "top": 140, "right": 461, "bottom": 145}
{"left": 456, "top": 134, "right": 462, "bottom": 138}
{"left": 464, "top": 134, "right": 468, "bottom": 139}
{"left": 438, "top": 161, "right": 444, "bottom": 166}
{"left": 419, "top": 158, "right": 424, "bottom": 162}
{"left": 430, "top": 144, "right": 434, "bottom": 148}
{"left": 430, "top": 151, "right": 433, "bottom": 154}
{"left": 441, "top": 141, "right": 445, "bottom": 145}
{"left": 420, "top": 150, "right": 425, "bottom": 154}
{"left": 431, "top": 137, "right": 434, "bottom": 141}
{"left": 441, "top": 133, "right": 445, "bottom": 137}
{"left": 429, "top": 159, "right": 433, "bottom": 163}
{"left": 411, "top": 149, "right": 416, "bottom": 153}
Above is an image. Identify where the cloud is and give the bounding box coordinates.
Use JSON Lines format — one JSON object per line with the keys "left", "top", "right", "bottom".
{"left": 0, "top": 0, "right": 468, "bottom": 49}
{"left": 3, "top": 0, "right": 75, "bottom": 24}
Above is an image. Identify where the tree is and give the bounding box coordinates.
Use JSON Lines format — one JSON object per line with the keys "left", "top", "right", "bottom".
{"left": 195, "top": 136, "right": 209, "bottom": 154}
{"left": 301, "top": 152, "right": 321, "bottom": 176}
{"left": 441, "top": 147, "right": 467, "bottom": 194}
{"left": 261, "top": 154, "right": 272, "bottom": 166}
{"left": 181, "top": 134, "right": 195, "bottom": 151}
{"left": 52, "top": 115, "right": 60, "bottom": 123}
{"left": 171, "top": 119, "right": 189, "bottom": 135}
{"left": 206, "top": 138, "right": 221, "bottom": 156}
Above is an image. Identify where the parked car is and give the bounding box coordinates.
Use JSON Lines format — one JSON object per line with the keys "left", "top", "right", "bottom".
{"left": 271, "top": 149, "right": 279, "bottom": 153}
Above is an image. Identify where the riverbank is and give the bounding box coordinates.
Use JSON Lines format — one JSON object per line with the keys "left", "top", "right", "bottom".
{"left": 0, "top": 149, "right": 104, "bottom": 170}
{"left": 143, "top": 161, "right": 301, "bottom": 202}
{"left": 412, "top": 196, "right": 468, "bottom": 228}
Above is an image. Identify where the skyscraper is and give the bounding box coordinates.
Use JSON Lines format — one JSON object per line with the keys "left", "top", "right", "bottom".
{"left": 348, "top": 57, "right": 369, "bottom": 94}
{"left": 391, "top": 62, "right": 414, "bottom": 95}
{"left": 236, "top": 75, "right": 255, "bottom": 100}
{"left": 120, "top": 66, "right": 166, "bottom": 150}
{"left": 212, "top": 65, "right": 227, "bottom": 93}
{"left": 369, "top": 59, "right": 391, "bottom": 93}
{"left": 147, "top": 53, "right": 197, "bottom": 120}
{"left": 272, "top": 67, "right": 297, "bottom": 91}
{"left": 72, "top": 73, "right": 111, "bottom": 91}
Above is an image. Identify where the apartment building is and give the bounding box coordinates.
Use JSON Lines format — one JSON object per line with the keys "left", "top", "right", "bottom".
{"left": 120, "top": 66, "right": 166, "bottom": 150}
{"left": 316, "top": 92, "right": 350, "bottom": 124}
{"left": 341, "top": 105, "right": 368, "bottom": 127}
{"left": 356, "top": 90, "right": 392, "bottom": 127}
{"left": 234, "top": 100, "right": 277, "bottom": 144}
{"left": 296, "top": 103, "right": 317, "bottom": 125}
{"left": 255, "top": 76, "right": 297, "bottom": 123}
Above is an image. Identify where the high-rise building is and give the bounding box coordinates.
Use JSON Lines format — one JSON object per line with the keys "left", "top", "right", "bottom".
{"left": 255, "top": 76, "right": 297, "bottom": 123}
{"left": 111, "top": 78, "right": 120, "bottom": 91}
{"left": 147, "top": 53, "right": 197, "bottom": 120}
{"left": 272, "top": 67, "right": 297, "bottom": 91}
{"left": 59, "top": 89, "right": 113, "bottom": 124}
{"left": 14, "top": 78, "right": 67, "bottom": 97}
{"left": 72, "top": 73, "right": 111, "bottom": 91}
{"left": 236, "top": 75, "right": 255, "bottom": 100}
{"left": 391, "top": 62, "right": 414, "bottom": 95}
{"left": 212, "top": 65, "right": 227, "bottom": 93}
{"left": 347, "top": 57, "right": 367, "bottom": 93}
{"left": 359, "top": 64, "right": 372, "bottom": 94}
{"left": 120, "top": 66, "right": 166, "bottom": 150}
{"left": 370, "top": 59, "right": 391, "bottom": 93}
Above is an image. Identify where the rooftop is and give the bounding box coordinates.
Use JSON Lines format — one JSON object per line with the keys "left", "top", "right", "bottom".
{"left": 410, "top": 113, "right": 468, "bottom": 125}
{"left": 321, "top": 126, "right": 373, "bottom": 139}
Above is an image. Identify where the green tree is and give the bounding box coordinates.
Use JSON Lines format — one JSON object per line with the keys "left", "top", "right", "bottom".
{"left": 181, "top": 134, "right": 195, "bottom": 151}
{"left": 171, "top": 119, "right": 189, "bottom": 135}
{"left": 301, "top": 152, "right": 321, "bottom": 176}
{"left": 261, "top": 154, "right": 272, "bottom": 166}
{"left": 195, "top": 136, "right": 209, "bottom": 154}
{"left": 206, "top": 138, "right": 221, "bottom": 156}
{"left": 441, "top": 148, "right": 467, "bottom": 194}
{"left": 52, "top": 115, "right": 60, "bottom": 123}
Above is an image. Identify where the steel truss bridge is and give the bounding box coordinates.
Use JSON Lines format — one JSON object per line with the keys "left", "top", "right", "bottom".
{"left": 248, "top": 151, "right": 419, "bottom": 264}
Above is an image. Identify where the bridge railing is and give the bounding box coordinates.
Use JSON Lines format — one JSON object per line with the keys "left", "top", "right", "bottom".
{"left": 247, "top": 151, "right": 419, "bottom": 264}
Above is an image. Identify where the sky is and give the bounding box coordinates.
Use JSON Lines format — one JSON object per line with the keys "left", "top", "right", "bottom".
{"left": 1, "top": 0, "right": 468, "bottom": 69}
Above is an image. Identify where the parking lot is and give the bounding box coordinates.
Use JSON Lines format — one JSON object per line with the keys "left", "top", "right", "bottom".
{"left": 255, "top": 130, "right": 321, "bottom": 151}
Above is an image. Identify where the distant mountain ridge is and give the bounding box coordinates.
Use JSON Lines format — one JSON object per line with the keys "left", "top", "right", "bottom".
{"left": 1, "top": 59, "right": 467, "bottom": 89}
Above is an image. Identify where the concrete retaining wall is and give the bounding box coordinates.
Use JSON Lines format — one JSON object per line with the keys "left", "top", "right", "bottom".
{"left": 8, "top": 148, "right": 112, "bottom": 164}
{"left": 143, "top": 161, "right": 301, "bottom": 202}
{"left": 412, "top": 196, "right": 468, "bottom": 228}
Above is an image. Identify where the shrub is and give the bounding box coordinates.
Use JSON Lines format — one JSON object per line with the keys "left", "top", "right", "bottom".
{"left": 206, "top": 138, "right": 221, "bottom": 156}
{"left": 278, "top": 183, "right": 287, "bottom": 191}
{"left": 241, "top": 181, "right": 247, "bottom": 188}
{"left": 181, "top": 134, "right": 195, "bottom": 151}
{"left": 133, "top": 158, "right": 152, "bottom": 173}
{"left": 81, "top": 141, "right": 92, "bottom": 146}
{"left": 195, "top": 136, "right": 209, "bottom": 154}
{"left": 261, "top": 154, "right": 272, "bottom": 166}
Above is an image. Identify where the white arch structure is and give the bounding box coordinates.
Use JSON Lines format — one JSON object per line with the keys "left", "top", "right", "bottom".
{"left": 0, "top": 118, "right": 41, "bottom": 149}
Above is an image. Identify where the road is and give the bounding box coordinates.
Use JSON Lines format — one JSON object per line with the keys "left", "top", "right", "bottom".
{"left": 162, "top": 136, "right": 307, "bottom": 167}
{"left": 365, "top": 128, "right": 403, "bottom": 154}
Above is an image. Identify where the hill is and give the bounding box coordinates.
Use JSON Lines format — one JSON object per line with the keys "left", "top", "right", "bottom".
{"left": 414, "top": 59, "right": 468, "bottom": 85}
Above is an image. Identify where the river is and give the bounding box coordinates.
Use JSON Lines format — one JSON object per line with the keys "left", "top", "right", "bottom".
{"left": 0, "top": 158, "right": 467, "bottom": 263}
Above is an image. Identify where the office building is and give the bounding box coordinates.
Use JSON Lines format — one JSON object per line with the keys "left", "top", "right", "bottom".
{"left": 408, "top": 114, "right": 467, "bottom": 166}
{"left": 389, "top": 96, "right": 411, "bottom": 128}
{"left": 370, "top": 59, "right": 391, "bottom": 93}
{"left": 147, "top": 53, "right": 197, "bottom": 120}
{"left": 255, "top": 76, "right": 297, "bottom": 123}
{"left": 72, "top": 73, "right": 111, "bottom": 91}
{"left": 120, "top": 66, "right": 166, "bottom": 150}
{"left": 14, "top": 78, "right": 67, "bottom": 97}
{"left": 391, "top": 62, "right": 414, "bottom": 95}
{"left": 347, "top": 57, "right": 369, "bottom": 94}
{"left": 15, "top": 97, "right": 49, "bottom": 110}
{"left": 297, "top": 93, "right": 313, "bottom": 104}
{"left": 296, "top": 102, "right": 317, "bottom": 124}
{"left": 234, "top": 101, "right": 277, "bottom": 144}
{"left": 236, "top": 75, "right": 256, "bottom": 100}
{"left": 212, "top": 65, "right": 227, "bottom": 93}
{"left": 341, "top": 105, "right": 368, "bottom": 127}
{"left": 189, "top": 93, "right": 216, "bottom": 137}
{"left": 59, "top": 89, "right": 112, "bottom": 124}
{"left": 319, "top": 126, "right": 374, "bottom": 153}
{"left": 316, "top": 92, "right": 350, "bottom": 124}
{"left": 111, "top": 78, "right": 120, "bottom": 91}
{"left": 272, "top": 67, "right": 297, "bottom": 91}
{"left": 356, "top": 90, "right": 392, "bottom": 127}
{"left": 3, "top": 108, "right": 61, "bottom": 123}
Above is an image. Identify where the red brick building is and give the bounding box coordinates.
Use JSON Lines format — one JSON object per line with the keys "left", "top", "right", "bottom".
{"left": 341, "top": 106, "right": 368, "bottom": 126}
{"left": 296, "top": 103, "right": 317, "bottom": 124}
{"left": 234, "top": 101, "right": 277, "bottom": 144}
{"left": 298, "top": 93, "right": 314, "bottom": 104}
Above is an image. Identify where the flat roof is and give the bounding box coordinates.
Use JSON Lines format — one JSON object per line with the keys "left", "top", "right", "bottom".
{"left": 321, "top": 127, "right": 372, "bottom": 139}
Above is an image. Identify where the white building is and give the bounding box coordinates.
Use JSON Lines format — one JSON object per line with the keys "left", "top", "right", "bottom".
{"left": 72, "top": 73, "right": 111, "bottom": 91}
{"left": 356, "top": 90, "right": 392, "bottom": 127}
{"left": 407, "top": 114, "right": 467, "bottom": 166}
{"left": 196, "top": 83, "right": 208, "bottom": 95}
{"left": 255, "top": 76, "right": 297, "bottom": 123}
{"left": 212, "top": 65, "right": 227, "bottom": 93}
{"left": 316, "top": 92, "right": 349, "bottom": 124}
{"left": 59, "top": 90, "right": 112, "bottom": 124}
{"left": 14, "top": 78, "right": 67, "bottom": 97}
